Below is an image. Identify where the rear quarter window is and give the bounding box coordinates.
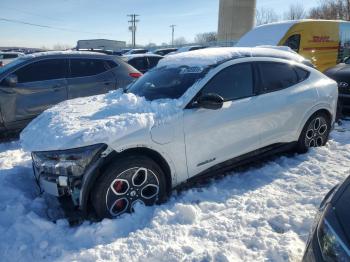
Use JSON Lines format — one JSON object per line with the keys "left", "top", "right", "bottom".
{"left": 106, "top": 60, "right": 118, "bottom": 69}
{"left": 257, "top": 62, "right": 307, "bottom": 93}
{"left": 70, "top": 59, "right": 109, "bottom": 78}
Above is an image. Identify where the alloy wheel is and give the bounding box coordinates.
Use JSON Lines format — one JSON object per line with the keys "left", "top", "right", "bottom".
{"left": 305, "top": 116, "right": 328, "bottom": 148}
{"left": 105, "top": 167, "right": 160, "bottom": 217}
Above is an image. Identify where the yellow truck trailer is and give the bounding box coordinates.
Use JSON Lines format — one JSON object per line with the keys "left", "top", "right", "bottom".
{"left": 237, "top": 20, "right": 350, "bottom": 72}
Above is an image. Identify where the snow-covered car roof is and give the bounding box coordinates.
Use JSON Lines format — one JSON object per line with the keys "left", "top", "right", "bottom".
{"left": 236, "top": 21, "right": 297, "bottom": 47}
{"left": 21, "top": 50, "right": 107, "bottom": 59}
{"left": 157, "top": 46, "right": 307, "bottom": 68}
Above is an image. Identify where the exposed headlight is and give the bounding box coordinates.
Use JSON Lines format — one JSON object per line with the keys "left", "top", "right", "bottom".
{"left": 318, "top": 219, "right": 350, "bottom": 261}
{"left": 32, "top": 144, "right": 107, "bottom": 177}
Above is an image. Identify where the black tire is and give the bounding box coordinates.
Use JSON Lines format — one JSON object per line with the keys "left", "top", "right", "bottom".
{"left": 91, "top": 155, "right": 167, "bottom": 219}
{"left": 296, "top": 112, "right": 331, "bottom": 154}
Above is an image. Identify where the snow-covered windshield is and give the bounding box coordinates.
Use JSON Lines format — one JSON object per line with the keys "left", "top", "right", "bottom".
{"left": 127, "top": 66, "right": 208, "bottom": 100}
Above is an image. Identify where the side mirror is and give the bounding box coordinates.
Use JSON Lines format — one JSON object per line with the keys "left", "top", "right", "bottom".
{"left": 197, "top": 93, "right": 224, "bottom": 110}
{"left": 5, "top": 74, "right": 18, "bottom": 87}
{"left": 343, "top": 57, "right": 350, "bottom": 64}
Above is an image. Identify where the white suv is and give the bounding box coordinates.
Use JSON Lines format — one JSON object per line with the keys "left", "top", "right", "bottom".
{"left": 21, "top": 47, "right": 338, "bottom": 219}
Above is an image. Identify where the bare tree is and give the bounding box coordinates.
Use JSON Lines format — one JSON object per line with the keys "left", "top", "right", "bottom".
{"left": 309, "top": 0, "right": 350, "bottom": 20}
{"left": 194, "top": 32, "right": 217, "bottom": 44}
{"left": 53, "top": 43, "right": 72, "bottom": 51}
{"left": 256, "top": 7, "right": 279, "bottom": 26}
{"left": 173, "top": 37, "right": 187, "bottom": 46}
{"left": 284, "top": 4, "right": 306, "bottom": 20}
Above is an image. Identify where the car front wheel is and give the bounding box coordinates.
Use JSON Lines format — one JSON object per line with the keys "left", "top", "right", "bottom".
{"left": 92, "top": 155, "right": 167, "bottom": 219}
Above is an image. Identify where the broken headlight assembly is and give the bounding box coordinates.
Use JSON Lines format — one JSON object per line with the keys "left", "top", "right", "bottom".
{"left": 32, "top": 143, "right": 107, "bottom": 177}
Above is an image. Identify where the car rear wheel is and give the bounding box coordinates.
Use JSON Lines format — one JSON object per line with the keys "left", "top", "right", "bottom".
{"left": 296, "top": 112, "right": 331, "bottom": 153}
{"left": 91, "top": 155, "right": 167, "bottom": 219}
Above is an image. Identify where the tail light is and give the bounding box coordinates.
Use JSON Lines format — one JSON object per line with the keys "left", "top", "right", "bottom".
{"left": 129, "top": 72, "right": 142, "bottom": 79}
{"left": 0, "top": 61, "right": 3, "bottom": 67}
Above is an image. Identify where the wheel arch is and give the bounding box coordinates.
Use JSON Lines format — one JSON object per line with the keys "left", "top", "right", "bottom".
{"left": 80, "top": 146, "right": 173, "bottom": 215}
{"left": 297, "top": 106, "right": 333, "bottom": 139}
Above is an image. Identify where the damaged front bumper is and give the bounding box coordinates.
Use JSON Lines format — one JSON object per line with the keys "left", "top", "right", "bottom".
{"left": 32, "top": 143, "right": 109, "bottom": 209}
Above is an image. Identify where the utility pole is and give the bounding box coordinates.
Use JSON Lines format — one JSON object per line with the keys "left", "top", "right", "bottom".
{"left": 128, "top": 14, "right": 140, "bottom": 48}
{"left": 170, "top": 24, "right": 176, "bottom": 46}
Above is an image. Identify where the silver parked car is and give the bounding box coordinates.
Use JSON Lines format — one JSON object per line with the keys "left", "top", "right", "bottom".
{"left": 0, "top": 51, "right": 141, "bottom": 136}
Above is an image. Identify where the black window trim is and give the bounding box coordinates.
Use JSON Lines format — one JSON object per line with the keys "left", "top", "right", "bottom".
{"left": 186, "top": 62, "right": 258, "bottom": 109}
{"left": 254, "top": 61, "right": 310, "bottom": 95}
{"left": 67, "top": 57, "right": 119, "bottom": 79}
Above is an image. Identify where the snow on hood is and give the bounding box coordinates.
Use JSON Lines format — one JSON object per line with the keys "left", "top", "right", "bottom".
{"left": 236, "top": 21, "right": 297, "bottom": 47}
{"left": 20, "top": 90, "right": 181, "bottom": 152}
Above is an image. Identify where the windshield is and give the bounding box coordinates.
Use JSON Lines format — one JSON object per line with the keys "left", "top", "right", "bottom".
{"left": 0, "top": 57, "right": 26, "bottom": 74}
{"left": 127, "top": 66, "right": 208, "bottom": 101}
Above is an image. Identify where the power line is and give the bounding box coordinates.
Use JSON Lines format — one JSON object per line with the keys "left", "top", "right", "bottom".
{"left": 0, "top": 17, "right": 113, "bottom": 36}
{"left": 2, "top": 6, "right": 64, "bottom": 22}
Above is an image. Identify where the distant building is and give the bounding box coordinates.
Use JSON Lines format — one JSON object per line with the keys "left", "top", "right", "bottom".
{"left": 77, "top": 39, "right": 126, "bottom": 51}
{"left": 217, "top": 0, "right": 256, "bottom": 42}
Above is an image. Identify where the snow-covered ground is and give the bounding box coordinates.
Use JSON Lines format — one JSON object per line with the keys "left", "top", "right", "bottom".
{"left": 0, "top": 121, "right": 349, "bottom": 261}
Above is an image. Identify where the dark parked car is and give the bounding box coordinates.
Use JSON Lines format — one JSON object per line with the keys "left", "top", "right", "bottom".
{"left": 124, "top": 49, "right": 148, "bottom": 55}
{"left": 324, "top": 58, "right": 350, "bottom": 115}
{"left": 121, "top": 54, "right": 163, "bottom": 73}
{"left": 0, "top": 51, "right": 141, "bottom": 136}
{"left": 152, "top": 48, "right": 178, "bottom": 56}
{"left": 303, "top": 176, "right": 350, "bottom": 262}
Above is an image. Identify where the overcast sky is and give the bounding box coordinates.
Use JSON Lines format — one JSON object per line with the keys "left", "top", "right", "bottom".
{"left": 0, "top": 0, "right": 319, "bottom": 48}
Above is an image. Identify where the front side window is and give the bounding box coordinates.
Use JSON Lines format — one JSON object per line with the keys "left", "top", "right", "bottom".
{"left": 200, "top": 63, "right": 254, "bottom": 101}
{"left": 283, "top": 34, "right": 301, "bottom": 52}
{"left": 15, "top": 59, "right": 67, "bottom": 83}
{"left": 70, "top": 59, "right": 108, "bottom": 78}
{"left": 257, "top": 62, "right": 300, "bottom": 93}
{"left": 127, "top": 66, "right": 208, "bottom": 100}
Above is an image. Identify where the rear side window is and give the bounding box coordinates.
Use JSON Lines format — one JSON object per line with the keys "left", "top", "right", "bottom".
{"left": 295, "top": 67, "right": 310, "bottom": 81}
{"left": 257, "top": 62, "right": 301, "bottom": 93}
{"left": 129, "top": 58, "right": 148, "bottom": 71}
{"left": 283, "top": 34, "right": 301, "bottom": 53}
{"left": 201, "top": 63, "right": 254, "bottom": 101}
{"left": 106, "top": 60, "right": 118, "bottom": 69}
{"left": 70, "top": 59, "right": 108, "bottom": 78}
{"left": 148, "top": 57, "right": 162, "bottom": 68}
{"left": 15, "top": 59, "right": 67, "bottom": 83}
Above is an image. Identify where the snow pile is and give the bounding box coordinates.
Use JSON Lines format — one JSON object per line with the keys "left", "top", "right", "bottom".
{"left": 1, "top": 122, "right": 350, "bottom": 261}
{"left": 236, "top": 21, "right": 297, "bottom": 47}
{"left": 20, "top": 90, "right": 181, "bottom": 152}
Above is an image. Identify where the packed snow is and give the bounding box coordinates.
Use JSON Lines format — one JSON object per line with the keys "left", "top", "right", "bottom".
{"left": 20, "top": 89, "right": 182, "bottom": 152}
{"left": 2, "top": 119, "right": 350, "bottom": 261}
